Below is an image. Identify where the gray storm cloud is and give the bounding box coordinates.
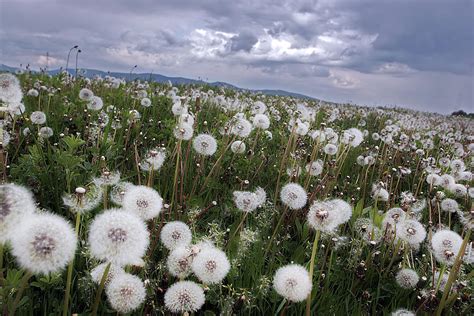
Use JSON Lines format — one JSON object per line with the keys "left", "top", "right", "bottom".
{"left": 0, "top": 0, "right": 472, "bottom": 113}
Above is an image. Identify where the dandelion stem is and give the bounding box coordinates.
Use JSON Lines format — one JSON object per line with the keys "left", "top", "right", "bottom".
{"left": 228, "top": 212, "right": 248, "bottom": 246}
{"left": 170, "top": 139, "right": 182, "bottom": 216}
{"left": 436, "top": 229, "right": 471, "bottom": 315}
{"left": 274, "top": 129, "right": 295, "bottom": 205}
{"left": 0, "top": 244, "right": 4, "bottom": 285}
{"left": 91, "top": 262, "right": 111, "bottom": 316}
{"left": 306, "top": 230, "right": 321, "bottom": 316}
{"left": 10, "top": 271, "right": 32, "bottom": 315}
{"left": 63, "top": 212, "right": 81, "bottom": 316}
{"left": 264, "top": 205, "right": 289, "bottom": 257}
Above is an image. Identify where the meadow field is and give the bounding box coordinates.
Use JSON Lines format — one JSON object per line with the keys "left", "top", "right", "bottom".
{"left": 0, "top": 70, "right": 472, "bottom": 315}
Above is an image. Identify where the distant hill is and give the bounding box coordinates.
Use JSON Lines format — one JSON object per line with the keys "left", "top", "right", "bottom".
{"left": 0, "top": 64, "right": 316, "bottom": 100}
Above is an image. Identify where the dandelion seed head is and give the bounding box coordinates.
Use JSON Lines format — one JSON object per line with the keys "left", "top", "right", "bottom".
{"left": 273, "top": 264, "right": 312, "bottom": 302}
{"left": 63, "top": 184, "right": 102, "bottom": 214}
{"left": 440, "top": 198, "right": 459, "bottom": 213}
{"left": 230, "top": 118, "right": 252, "bottom": 138}
{"left": 87, "top": 96, "right": 103, "bottom": 111}
{"left": 231, "top": 140, "right": 246, "bottom": 154}
{"left": 395, "top": 268, "right": 419, "bottom": 289}
{"left": 382, "top": 208, "right": 406, "bottom": 231}
{"left": 164, "top": 281, "right": 205, "bottom": 313}
{"left": 106, "top": 273, "right": 146, "bottom": 314}
{"left": 233, "top": 191, "right": 260, "bottom": 213}
{"left": 140, "top": 97, "right": 152, "bottom": 107}
{"left": 11, "top": 213, "right": 77, "bottom": 274}
{"left": 88, "top": 208, "right": 149, "bottom": 266}
{"left": 38, "top": 126, "right": 54, "bottom": 138}
{"left": 372, "top": 184, "right": 389, "bottom": 202}
{"left": 0, "top": 73, "right": 22, "bottom": 103}
{"left": 193, "top": 133, "right": 218, "bottom": 156}
{"left": 123, "top": 185, "right": 163, "bottom": 220}
{"left": 90, "top": 262, "right": 124, "bottom": 285}
{"left": 79, "top": 88, "right": 94, "bottom": 101}
{"left": 307, "top": 200, "right": 339, "bottom": 232}
{"left": 192, "top": 247, "right": 230, "bottom": 284}
{"left": 93, "top": 170, "right": 121, "bottom": 187}
{"left": 431, "top": 229, "right": 462, "bottom": 265}
{"left": 448, "top": 183, "right": 467, "bottom": 197}
{"left": 167, "top": 246, "right": 193, "bottom": 278}
{"left": 173, "top": 123, "right": 194, "bottom": 140}
{"left": 110, "top": 182, "right": 134, "bottom": 206}
{"left": 252, "top": 114, "right": 270, "bottom": 130}
{"left": 160, "top": 221, "right": 192, "bottom": 250}
{"left": 30, "top": 111, "right": 47, "bottom": 125}
{"left": 280, "top": 183, "right": 307, "bottom": 210}
{"left": 323, "top": 143, "right": 338, "bottom": 156}
{"left": 0, "top": 183, "right": 36, "bottom": 243}
{"left": 397, "top": 220, "right": 426, "bottom": 247}
{"left": 391, "top": 309, "right": 415, "bottom": 316}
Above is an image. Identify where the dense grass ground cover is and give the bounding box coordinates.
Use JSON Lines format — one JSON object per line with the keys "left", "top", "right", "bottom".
{"left": 0, "top": 71, "right": 472, "bottom": 315}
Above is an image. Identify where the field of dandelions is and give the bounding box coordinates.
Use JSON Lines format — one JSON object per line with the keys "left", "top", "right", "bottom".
{"left": 0, "top": 71, "right": 473, "bottom": 316}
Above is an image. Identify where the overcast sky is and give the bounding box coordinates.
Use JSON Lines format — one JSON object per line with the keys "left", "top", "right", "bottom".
{"left": 1, "top": 0, "right": 473, "bottom": 113}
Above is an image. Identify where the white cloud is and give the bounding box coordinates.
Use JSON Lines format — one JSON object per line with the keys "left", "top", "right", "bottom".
{"left": 37, "top": 55, "right": 65, "bottom": 67}
{"left": 375, "top": 62, "right": 416, "bottom": 75}
{"left": 329, "top": 70, "right": 358, "bottom": 88}
{"left": 189, "top": 29, "right": 235, "bottom": 58}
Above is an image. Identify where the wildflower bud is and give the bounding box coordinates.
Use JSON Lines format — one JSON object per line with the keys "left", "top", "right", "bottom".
{"left": 164, "top": 204, "right": 170, "bottom": 209}
{"left": 75, "top": 187, "right": 86, "bottom": 195}
{"left": 212, "top": 201, "right": 217, "bottom": 206}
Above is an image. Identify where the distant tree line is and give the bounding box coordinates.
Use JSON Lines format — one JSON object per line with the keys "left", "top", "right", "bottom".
{"left": 451, "top": 110, "right": 474, "bottom": 118}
